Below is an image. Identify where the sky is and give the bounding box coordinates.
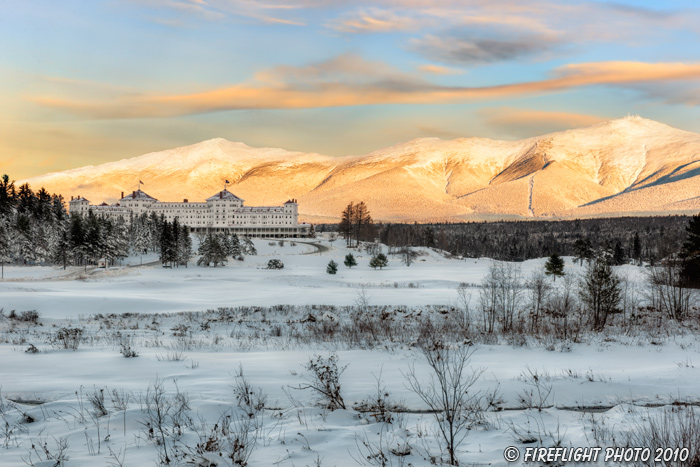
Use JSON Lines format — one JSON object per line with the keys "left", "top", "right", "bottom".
{"left": 2, "top": 0, "right": 700, "bottom": 179}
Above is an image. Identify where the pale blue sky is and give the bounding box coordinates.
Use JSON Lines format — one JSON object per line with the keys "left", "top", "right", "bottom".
{"left": 2, "top": 0, "right": 700, "bottom": 178}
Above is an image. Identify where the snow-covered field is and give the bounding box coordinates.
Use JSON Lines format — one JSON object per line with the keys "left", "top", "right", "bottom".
{"left": 1, "top": 237, "right": 699, "bottom": 466}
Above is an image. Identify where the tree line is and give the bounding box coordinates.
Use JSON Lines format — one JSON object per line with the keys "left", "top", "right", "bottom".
{"left": 0, "top": 174, "right": 259, "bottom": 274}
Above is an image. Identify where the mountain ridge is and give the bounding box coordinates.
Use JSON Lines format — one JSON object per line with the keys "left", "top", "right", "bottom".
{"left": 19, "top": 116, "right": 700, "bottom": 222}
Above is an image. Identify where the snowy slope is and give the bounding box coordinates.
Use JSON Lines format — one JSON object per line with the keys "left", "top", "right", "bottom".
{"left": 19, "top": 116, "right": 700, "bottom": 221}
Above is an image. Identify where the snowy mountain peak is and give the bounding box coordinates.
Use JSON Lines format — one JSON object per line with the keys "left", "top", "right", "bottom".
{"left": 18, "top": 117, "right": 700, "bottom": 221}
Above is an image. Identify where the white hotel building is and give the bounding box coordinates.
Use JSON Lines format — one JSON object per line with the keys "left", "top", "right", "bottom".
{"left": 69, "top": 189, "right": 311, "bottom": 238}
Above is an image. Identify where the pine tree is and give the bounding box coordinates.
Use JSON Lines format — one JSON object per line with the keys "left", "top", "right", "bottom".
{"left": 241, "top": 236, "right": 257, "bottom": 255}
{"left": 52, "top": 224, "right": 71, "bottom": 270}
{"left": 573, "top": 238, "right": 594, "bottom": 266}
{"left": 0, "top": 175, "right": 17, "bottom": 217}
{"left": 544, "top": 253, "right": 565, "bottom": 281}
{"left": 197, "top": 233, "right": 227, "bottom": 267}
{"left": 369, "top": 253, "right": 388, "bottom": 270}
{"left": 612, "top": 241, "right": 626, "bottom": 266}
{"left": 229, "top": 234, "right": 241, "bottom": 258}
{"left": 680, "top": 213, "right": 700, "bottom": 287}
{"left": 326, "top": 260, "right": 338, "bottom": 275}
{"left": 344, "top": 253, "right": 357, "bottom": 268}
{"left": 633, "top": 232, "right": 642, "bottom": 265}
{"left": 70, "top": 214, "right": 86, "bottom": 267}
{"left": 352, "top": 201, "right": 373, "bottom": 247}
{"left": 0, "top": 215, "right": 13, "bottom": 278}
{"left": 159, "top": 220, "right": 174, "bottom": 267}
{"left": 422, "top": 226, "right": 436, "bottom": 248}
{"left": 178, "top": 225, "right": 192, "bottom": 267}
{"left": 339, "top": 202, "right": 354, "bottom": 247}
{"left": 579, "top": 258, "right": 621, "bottom": 330}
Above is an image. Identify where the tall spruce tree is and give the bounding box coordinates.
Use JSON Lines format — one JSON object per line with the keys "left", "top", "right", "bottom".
{"left": 680, "top": 213, "right": 700, "bottom": 287}
{"left": 544, "top": 253, "right": 565, "bottom": 281}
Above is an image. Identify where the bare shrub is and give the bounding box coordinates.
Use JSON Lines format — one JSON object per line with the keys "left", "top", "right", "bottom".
{"left": 526, "top": 271, "right": 551, "bottom": 333}
{"left": 88, "top": 387, "right": 108, "bottom": 417}
{"left": 293, "top": 353, "right": 347, "bottom": 410}
{"left": 353, "top": 369, "right": 404, "bottom": 424}
{"left": 233, "top": 365, "right": 267, "bottom": 417}
{"left": 404, "top": 341, "right": 485, "bottom": 466}
{"left": 140, "top": 377, "right": 191, "bottom": 465}
{"left": 516, "top": 366, "right": 553, "bottom": 411}
{"left": 648, "top": 257, "right": 694, "bottom": 321}
{"left": 187, "top": 411, "right": 257, "bottom": 467}
{"left": 10, "top": 310, "right": 40, "bottom": 324}
{"left": 623, "top": 406, "right": 700, "bottom": 466}
{"left": 23, "top": 436, "right": 69, "bottom": 466}
{"left": 579, "top": 258, "right": 622, "bottom": 330}
{"left": 480, "top": 262, "right": 522, "bottom": 333}
{"left": 119, "top": 335, "right": 138, "bottom": 358}
{"left": 52, "top": 327, "right": 83, "bottom": 350}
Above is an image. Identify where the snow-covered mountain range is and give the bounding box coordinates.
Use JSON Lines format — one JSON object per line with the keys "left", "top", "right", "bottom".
{"left": 19, "top": 116, "right": 700, "bottom": 222}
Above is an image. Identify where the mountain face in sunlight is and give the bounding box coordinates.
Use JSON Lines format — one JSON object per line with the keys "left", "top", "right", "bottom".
{"left": 20, "top": 117, "right": 700, "bottom": 222}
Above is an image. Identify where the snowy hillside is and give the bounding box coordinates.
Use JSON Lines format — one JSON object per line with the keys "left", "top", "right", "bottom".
{"left": 19, "top": 116, "right": 700, "bottom": 222}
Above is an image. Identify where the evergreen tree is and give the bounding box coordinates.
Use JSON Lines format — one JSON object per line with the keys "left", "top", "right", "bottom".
{"left": 573, "top": 238, "right": 594, "bottom": 266}
{"left": 344, "top": 253, "right": 357, "bottom": 268}
{"left": 228, "top": 234, "right": 241, "bottom": 258}
{"left": 544, "top": 253, "right": 565, "bottom": 281}
{"left": 111, "top": 217, "right": 130, "bottom": 266}
{"left": 633, "top": 232, "right": 642, "bottom": 265}
{"left": 171, "top": 218, "right": 181, "bottom": 266}
{"left": 52, "top": 223, "right": 71, "bottom": 270}
{"left": 352, "top": 201, "right": 374, "bottom": 247}
{"left": 0, "top": 175, "right": 17, "bottom": 216}
{"left": 70, "top": 214, "right": 86, "bottom": 266}
{"left": 197, "top": 233, "right": 227, "bottom": 267}
{"left": 178, "top": 225, "right": 193, "bottom": 267}
{"left": 159, "top": 220, "right": 176, "bottom": 267}
{"left": 0, "top": 216, "right": 12, "bottom": 278}
{"left": 339, "top": 202, "right": 354, "bottom": 247}
{"left": 326, "top": 260, "right": 338, "bottom": 275}
{"left": 241, "top": 236, "right": 257, "bottom": 255}
{"left": 369, "top": 253, "right": 388, "bottom": 270}
{"left": 680, "top": 213, "right": 700, "bottom": 287}
{"left": 612, "top": 241, "right": 626, "bottom": 266}
{"left": 422, "top": 226, "right": 436, "bottom": 248}
{"left": 131, "top": 213, "right": 151, "bottom": 257}
{"left": 579, "top": 258, "right": 621, "bottom": 330}
{"left": 85, "top": 211, "right": 103, "bottom": 265}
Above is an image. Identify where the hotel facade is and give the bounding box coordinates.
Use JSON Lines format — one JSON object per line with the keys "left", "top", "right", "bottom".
{"left": 69, "top": 189, "right": 311, "bottom": 238}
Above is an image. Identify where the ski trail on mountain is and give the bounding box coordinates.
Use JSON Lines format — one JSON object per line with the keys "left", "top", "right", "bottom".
{"left": 528, "top": 174, "right": 535, "bottom": 217}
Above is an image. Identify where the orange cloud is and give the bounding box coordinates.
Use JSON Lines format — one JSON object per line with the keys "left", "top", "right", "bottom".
{"left": 29, "top": 60, "right": 700, "bottom": 118}
{"left": 418, "top": 64, "right": 463, "bottom": 75}
{"left": 328, "top": 8, "right": 422, "bottom": 33}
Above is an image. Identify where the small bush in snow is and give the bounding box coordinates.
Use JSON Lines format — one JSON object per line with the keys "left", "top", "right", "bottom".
{"left": 326, "top": 260, "right": 338, "bottom": 275}
{"left": 267, "top": 259, "right": 284, "bottom": 269}
{"left": 344, "top": 253, "right": 357, "bottom": 268}
{"left": 624, "top": 406, "right": 700, "bottom": 466}
{"left": 293, "top": 353, "right": 347, "bottom": 410}
{"left": 119, "top": 335, "right": 138, "bottom": 358}
{"left": 233, "top": 365, "right": 267, "bottom": 416}
{"left": 353, "top": 370, "right": 404, "bottom": 424}
{"left": 369, "top": 254, "right": 388, "bottom": 270}
{"left": 52, "top": 327, "right": 83, "bottom": 350}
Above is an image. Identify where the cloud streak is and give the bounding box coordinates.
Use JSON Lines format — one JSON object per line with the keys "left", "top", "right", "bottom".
{"left": 29, "top": 59, "right": 700, "bottom": 118}
{"left": 481, "top": 107, "right": 605, "bottom": 138}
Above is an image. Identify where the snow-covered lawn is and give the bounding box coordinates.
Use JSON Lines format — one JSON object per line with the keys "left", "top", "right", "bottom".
{"left": 0, "top": 237, "right": 698, "bottom": 466}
